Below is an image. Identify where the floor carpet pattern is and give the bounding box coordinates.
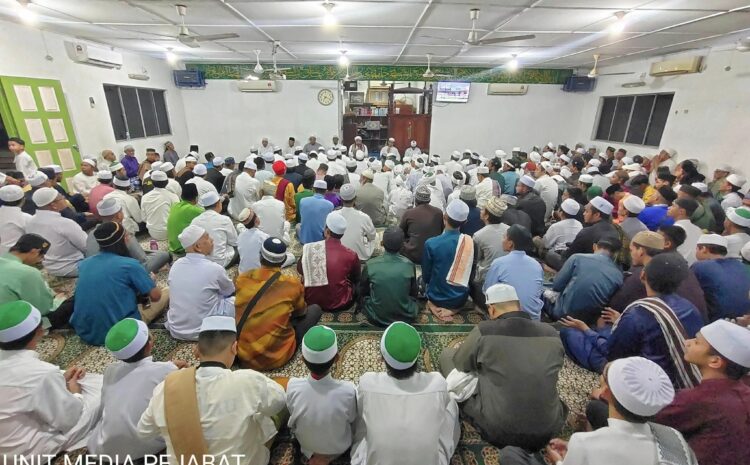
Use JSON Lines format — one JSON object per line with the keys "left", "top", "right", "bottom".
{"left": 38, "top": 231, "right": 599, "bottom": 464}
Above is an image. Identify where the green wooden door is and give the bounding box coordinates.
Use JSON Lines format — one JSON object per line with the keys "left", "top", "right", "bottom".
{"left": 0, "top": 76, "right": 80, "bottom": 190}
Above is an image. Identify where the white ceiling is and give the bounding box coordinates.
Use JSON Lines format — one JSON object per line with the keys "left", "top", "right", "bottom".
{"left": 2, "top": 0, "right": 749, "bottom": 69}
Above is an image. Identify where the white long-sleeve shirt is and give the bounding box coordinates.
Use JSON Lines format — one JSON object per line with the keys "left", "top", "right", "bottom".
{"left": 351, "top": 372, "right": 459, "bottom": 465}
{"left": 186, "top": 177, "right": 218, "bottom": 199}
{"left": 254, "top": 196, "right": 287, "bottom": 240}
{"left": 534, "top": 174, "right": 559, "bottom": 219}
{"left": 88, "top": 357, "right": 176, "bottom": 459}
{"left": 190, "top": 209, "right": 238, "bottom": 267}
{"left": 71, "top": 172, "right": 98, "bottom": 196}
{"left": 287, "top": 375, "right": 357, "bottom": 459}
{"left": 0, "top": 206, "right": 31, "bottom": 254}
{"left": 228, "top": 172, "right": 260, "bottom": 219}
{"left": 475, "top": 177, "right": 494, "bottom": 209}
{"left": 166, "top": 253, "right": 235, "bottom": 341}
{"left": 104, "top": 189, "right": 143, "bottom": 235}
{"left": 137, "top": 366, "right": 286, "bottom": 465}
{"left": 27, "top": 209, "right": 88, "bottom": 277}
{"left": 166, "top": 178, "right": 182, "bottom": 198}
{"left": 237, "top": 227, "right": 269, "bottom": 273}
{"left": 561, "top": 418, "right": 695, "bottom": 465}
{"left": 141, "top": 188, "right": 179, "bottom": 241}
{"left": 674, "top": 218, "right": 702, "bottom": 265}
{"left": 0, "top": 350, "right": 101, "bottom": 457}
{"left": 14, "top": 151, "right": 37, "bottom": 179}
{"left": 339, "top": 206, "right": 377, "bottom": 260}
{"left": 543, "top": 218, "right": 583, "bottom": 251}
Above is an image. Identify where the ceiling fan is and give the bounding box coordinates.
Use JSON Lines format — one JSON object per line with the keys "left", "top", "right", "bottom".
{"left": 422, "top": 54, "right": 453, "bottom": 79}
{"left": 343, "top": 64, "right": 364, "bottom": 81}
{"left": 174, "top": 4, "right": 239, "bottom": 48}
{"left": 423, "top": 8, "right": 535, "bottom": 51}
{"left": 587, "top": 54, "right": 635, "bottom": 78}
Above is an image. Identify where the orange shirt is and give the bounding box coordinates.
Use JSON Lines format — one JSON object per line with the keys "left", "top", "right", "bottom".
{"left": 235, "top": 266, "right": 306, "bottom": 370}
{"left": 272, "top": 176, "right": 297, "bottom": 222}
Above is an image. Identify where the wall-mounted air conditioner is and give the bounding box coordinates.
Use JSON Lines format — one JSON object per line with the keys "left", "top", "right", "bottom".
{"left": 237, "top": 80, "right": 278, "bottom": 92}
{"left": 64, "top": 41, "right": 123, "bottom": 69}
{"left": 649, "top": 56, "right": 703, "bottom": 76}
{"left": 487, "top": 83, "right": 528, "bottom": 95}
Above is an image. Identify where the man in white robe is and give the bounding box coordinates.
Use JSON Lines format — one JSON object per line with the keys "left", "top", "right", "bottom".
{"left": 0, "top": 301, "right": 102, "bottom": 456}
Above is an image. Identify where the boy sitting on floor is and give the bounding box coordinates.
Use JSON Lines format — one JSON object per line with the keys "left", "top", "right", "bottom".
{"left": 286, "top": 325, "right": 357, "bottom": 465}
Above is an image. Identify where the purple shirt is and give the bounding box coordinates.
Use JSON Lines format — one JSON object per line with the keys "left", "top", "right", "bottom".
{"left": 324, "top": 192, "right": 342, "bottom": 209}
{"left": 121, "top": 155, "right": 140, "bottom": 179}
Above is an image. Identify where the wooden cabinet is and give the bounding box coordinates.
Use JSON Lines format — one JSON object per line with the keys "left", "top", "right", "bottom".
{"left": 388, "top": 114, "right": 431, "bottom": 154}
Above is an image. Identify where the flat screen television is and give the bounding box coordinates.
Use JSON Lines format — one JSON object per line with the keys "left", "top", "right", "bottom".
{"left": 436, "top": 81, "right": 471, "bottom": 103}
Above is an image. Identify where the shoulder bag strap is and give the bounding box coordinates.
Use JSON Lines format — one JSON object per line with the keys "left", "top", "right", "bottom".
{"left": 164, "top": 367, "right": 208, "bottom": 460}
{"left": 236, "top": 271, "right": 282, "bottom": 335}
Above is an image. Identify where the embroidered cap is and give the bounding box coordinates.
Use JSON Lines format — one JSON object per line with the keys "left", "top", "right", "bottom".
{"left": 607, "top": 357, "right": 675, "bottom": 417}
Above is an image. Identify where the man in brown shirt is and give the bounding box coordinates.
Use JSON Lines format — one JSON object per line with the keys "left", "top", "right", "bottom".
{"left": 399, "top": 185, "right": 443, "bottom": 263}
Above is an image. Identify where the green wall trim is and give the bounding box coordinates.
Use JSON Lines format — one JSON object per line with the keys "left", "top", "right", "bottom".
{"left": 185, "top": 63, "right": 573, "bottom": 84}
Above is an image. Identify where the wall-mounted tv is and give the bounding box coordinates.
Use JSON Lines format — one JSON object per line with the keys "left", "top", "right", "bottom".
{"left": 436, "top": 81, "right": 471, "bottom": 103}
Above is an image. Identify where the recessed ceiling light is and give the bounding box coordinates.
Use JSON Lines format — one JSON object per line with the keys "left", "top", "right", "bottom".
{"left": 507, "top": 54, "right": 519, "bottom": 71}
{"left": 323, "top": 2, "right": 336, "bottom": 26}
{"left": 609, "top": 11, "right": 627, "bottom": 35}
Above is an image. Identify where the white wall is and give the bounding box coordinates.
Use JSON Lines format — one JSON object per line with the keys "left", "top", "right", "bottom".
{"left": 574, "top": 49, "right": 750, "bottom": 176}
{"left": 181, "top": 80, "right": 341, "bottom": 157}
{"left": 0, "top": 20, "right": 189, "bottom": 161}
{"left": 430, "top": 83, "right": 584, "bottom": 159}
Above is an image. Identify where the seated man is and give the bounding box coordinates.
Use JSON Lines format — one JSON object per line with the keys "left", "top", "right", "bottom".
{"left": 166, "top": 225, "right": 235, "bottom": 341}
{"left": 423, "top": 200, "right": 474, "bottom": 321}
{"left": 608, "top": 231, "right": 707, "bottom": 320}
{"left": 298, "top": 212, "right": 361, "bottom": 312}
{"left": 190, "top": 191, "right": 239, "bottom": 268}
{"left": 0, "top": 234, "right": 71, "bottom": 328}
{"left": 562, "top": 196, "right": 620, "bottom": 260}
{"left": 351, "top": 322, "right": 460, "bottom": 465}
{"left": 87, "top": 170, "right": 115, "bottom": 217}
{"left": 561, "top": 253, "right": 703, "bottom": 388}
{"left": 483, "top": 225, "right": 543, "bottom": 319}
{"left": 400, "top": 185, "right": 444, "bottom": 263}
{"left": 359, "top": 227, "right": 418, "bottom": 326}
{"left": 639, "top": 185, "right": 677, "bottom": 231}
{"left": 471, "top": 197, "right": 510, "bottom": 308}
{"left": 137, "top": 316, "right": 286, "bottom": 463}
{"left": 0, "top": 185, "right": 31, "bottom": 254}
{"left": 88, "top": 318, "right": 181, "bottom": 459}
{"left": 26, "top": 187, "right": 89, "bottom": 278}
{"left": 691, "top": 234, "right": 750, "bottom": 321}
{"left": 104, "top": 176, "right": 144, "bottom": 235}
{"left": 338, "top": 184, "right": 377, "bottom": 261}
{"left": 255, "top": 181, "right": 291, "bottom": 243}
{"left": 617, "top": 195, "right": 648, "bottom": 240}
{"left": 724, "top": 206, "right": 750, "bottom": 258}
{"left": 656, "top": 320, "right": 750, "bottom": 465}
{"left": 287, "top": 326, "right": 357, "bottom": 464}
{"left": 297, "top": 179, "right": 335, "bottom": 244}
{"left": 72, "top": 222, "right": 168, "bottom": 345}
{"left": 167, "top": 183, "right": 204, "bottom": 255}
{"left": 355, "top": 170, "right": 386, "bottom": 227}
{"left": 0, "top": 301, "right": 102, "bottom": 456}
{"left": 538, "top": 198, "right": 582, "bottom": 254}
{"left": 87, "top": 198, "right": 171, "bottom": 274}
{"left": 502, "top": 357, "right": 696, "bottom": 465}
{"left": 440, "top": 284, "right": 566, "bottom": 450}
{"left": 547, "top": 238, "right": 623, "bottom": 324}
{"left": 235, "top": 237, "right": 322, "bottom": 370}
{"left": 140, "top": 170, "right": 180, "bottom": 241}
{"left": 271, "top": 160, "right": 297, "bottom": 222}
{"left": 515, "top": 175, "right": 546, "bottom": 237}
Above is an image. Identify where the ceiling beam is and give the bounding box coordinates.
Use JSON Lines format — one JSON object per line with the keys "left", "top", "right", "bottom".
{"left": 217, "top": 0, "right": 297, "bottom": 59}
{"left": 392, "top": 0, "right": 435, "bottom": 64}
{"left": 529, "top": 5, "right": 750, "bottom": 67}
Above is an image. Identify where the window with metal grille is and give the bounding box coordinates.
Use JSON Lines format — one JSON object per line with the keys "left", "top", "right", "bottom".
{"left": 103, "top": 85, "right": 171, "bottom": 141}
{"left": 595, "top": 93, "right": 674, "bottom": 147}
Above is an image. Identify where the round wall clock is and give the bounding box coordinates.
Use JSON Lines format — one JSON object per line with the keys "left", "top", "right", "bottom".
{"left": 318, "top": 88, "right": 334, "bottom": 106}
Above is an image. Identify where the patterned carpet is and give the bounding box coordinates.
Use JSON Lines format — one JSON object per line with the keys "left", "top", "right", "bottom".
{"left": 38, "top": 231, "right": 600, "bottom": 465}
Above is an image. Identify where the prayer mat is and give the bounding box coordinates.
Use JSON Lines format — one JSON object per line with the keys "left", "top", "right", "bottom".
{"left": 40, "top": 330, "right": 599, "bottom": 465}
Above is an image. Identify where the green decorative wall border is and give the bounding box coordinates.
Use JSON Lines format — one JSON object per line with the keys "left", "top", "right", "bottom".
{"left": 185, "top": 63, "right": 573, "bottom": 84}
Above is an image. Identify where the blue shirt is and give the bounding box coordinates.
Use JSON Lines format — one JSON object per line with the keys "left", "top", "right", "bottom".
{"left": 422, "top": 229, "right": 469, "bottom": 309}
{"left": 483, "top": 250, "right": 543, "bottom": 319}
{"left": 460, "top": 207, "right": 483, "bottom": 236}
{"left": 298, "top": 194, "right": 334, "bottom": 244}
{"left": 501, "top": 171, "right": 519, "bottom": 195}
{"left": 691, "top": 258, "right": 750, "bottom": 321}
{"left": 71, "top": 252, "right": 155, "bottom": 345}
{"left": 552, "top": 253, "right": 623, "bottom": 322}
{"left": 638, "top": 205, "right": 675, "bottom": 231}
{"left": 608, "top": 294, "right": 704, "bottom": 386}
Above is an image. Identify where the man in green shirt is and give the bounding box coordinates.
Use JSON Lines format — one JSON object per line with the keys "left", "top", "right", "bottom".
{"left": 294, "top": 172, "right": 315, "bottom": 223}
{"left": 0, "top": 234, "right": 71, "bottom": 328}
{"left": 358, "top": 227, "right": 418, "bottom": 326}
{"left": 167, "top": 183, "right": 204, "bottom": 254}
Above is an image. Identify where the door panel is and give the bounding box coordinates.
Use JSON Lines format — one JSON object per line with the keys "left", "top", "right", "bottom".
{"left": 0, "top": 76, "right": 80, "bottom": 189}
{"left": 389, "top": 114, "right": 431, "bottom": 154}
